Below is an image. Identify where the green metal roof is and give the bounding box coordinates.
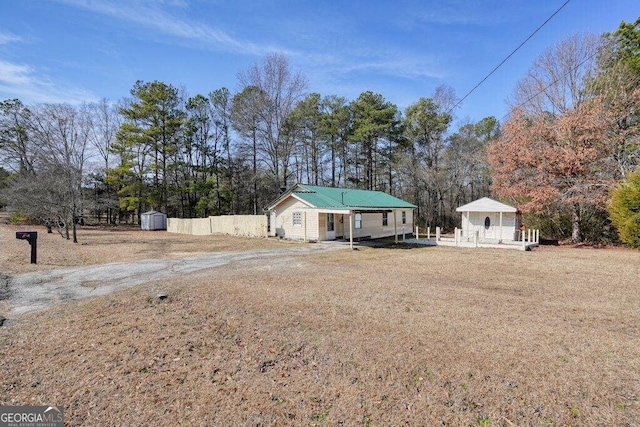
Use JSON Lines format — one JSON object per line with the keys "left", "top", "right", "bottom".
{"left": 290, "top": 184, "right": 416, "bottom": 209}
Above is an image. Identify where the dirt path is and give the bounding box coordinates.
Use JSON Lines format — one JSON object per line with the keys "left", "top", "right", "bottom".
{"left": 3, "top": 243, "right": 346, "bottom": 315}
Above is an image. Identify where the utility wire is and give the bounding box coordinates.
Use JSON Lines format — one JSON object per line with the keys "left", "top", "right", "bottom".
{"left": 448, "top": 0, "right": 573, "bottom": 114}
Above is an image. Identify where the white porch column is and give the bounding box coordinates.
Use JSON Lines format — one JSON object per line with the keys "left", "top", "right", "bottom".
{"left": 303, "top": 211, "right": 307, "bottom": 242}
{"left": 466, "top": 211, "right": 470, "bottom": 239}
{"left": 499, "top": 212, "right": 503, "bottom": 243}
{"left": 394, "top": 210, "right": 398, "bottom": 243}
{"left": 349, "top": 211, "right": 354, "bottom": 250}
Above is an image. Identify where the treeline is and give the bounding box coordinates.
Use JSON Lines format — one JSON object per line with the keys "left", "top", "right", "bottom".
{"left": 2, "top": 18, "right": 639, "bottom": 245}
{"left": 0, "top": 53, "right": 495, "bottom": 240}
{"left": 488, "top": 20, "right": 640, "bottom": 244}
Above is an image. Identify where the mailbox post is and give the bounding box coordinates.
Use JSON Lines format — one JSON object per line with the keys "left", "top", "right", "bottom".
{"left": 15, "top": 231, "right": 38, "bottom": 264}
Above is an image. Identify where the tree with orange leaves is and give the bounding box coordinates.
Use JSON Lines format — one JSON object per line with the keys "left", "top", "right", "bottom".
{"left": 488, "top": 98, "right": 617, "bottom": 243}
{"left": 488, "top": 32, "right": 624, "bottom": 243}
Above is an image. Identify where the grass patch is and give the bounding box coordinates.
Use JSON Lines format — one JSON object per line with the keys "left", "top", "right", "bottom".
{"left": 0, "top": 223, "right": 639, "bottom": 424}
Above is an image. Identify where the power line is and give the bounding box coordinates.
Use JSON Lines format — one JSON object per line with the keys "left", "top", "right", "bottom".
{"left": 448, "top": 0, "right": 573, "bottom": 114}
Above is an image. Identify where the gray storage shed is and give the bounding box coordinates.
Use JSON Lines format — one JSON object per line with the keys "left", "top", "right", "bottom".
{"left": 141, "top": 211, "right": 167, "bottom": 230}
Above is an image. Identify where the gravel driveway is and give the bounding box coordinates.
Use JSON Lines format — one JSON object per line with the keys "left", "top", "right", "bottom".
{"left": 3, "top": 243, "right": 346, "bottom": 315}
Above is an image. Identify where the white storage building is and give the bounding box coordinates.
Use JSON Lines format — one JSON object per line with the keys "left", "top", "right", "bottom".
{"left": 141, "top": 211, "right": 167, "bottom": 231}
{"left": 456, "top": 197, "right": 521, "bottom": 243}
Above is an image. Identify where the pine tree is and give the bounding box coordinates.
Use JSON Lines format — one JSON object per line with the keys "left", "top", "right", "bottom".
{"left": 609, "top": 170, "right": 640, "bottom": 248}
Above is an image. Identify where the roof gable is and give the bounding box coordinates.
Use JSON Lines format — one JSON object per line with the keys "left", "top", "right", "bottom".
{"left": 456, "top": 197, "right": 517, "bottom": 213}
{"left": 269, "top": 184, "right": 416, "bottom": 210}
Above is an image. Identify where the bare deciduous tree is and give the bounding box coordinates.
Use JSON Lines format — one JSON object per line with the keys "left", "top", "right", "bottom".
{"left": 9, "top": 103, "right": 91, "bottom": 242}
{"left": 237, "top": 53, "right": 308, "bottom": 195}
{"left": 84, "top": 99, "right": 122, "bottom": 223}
{"left": 510, "top": 33, "right": 600, "bottom": 115}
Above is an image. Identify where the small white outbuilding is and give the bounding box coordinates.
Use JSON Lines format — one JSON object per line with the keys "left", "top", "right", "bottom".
{"left": 456, "top": 197, "right": 521, "bottom": 243}
{"left": 141, "top": 211, "right": 167, "bottom": 231}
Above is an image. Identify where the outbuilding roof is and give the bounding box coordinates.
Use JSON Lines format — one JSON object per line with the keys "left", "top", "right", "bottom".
{"left": 268, "top": 184, "right": 417, "bottom": 210}
{"left": 456, "top": 197, "right": 517, "bottom": 213}
{"left": 142, "top": 210, "right": 166, "bottom": 216}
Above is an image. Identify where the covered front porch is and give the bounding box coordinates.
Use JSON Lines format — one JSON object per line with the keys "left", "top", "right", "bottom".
{"left": 313, "top": 208, "right": 413, "bottom": 249}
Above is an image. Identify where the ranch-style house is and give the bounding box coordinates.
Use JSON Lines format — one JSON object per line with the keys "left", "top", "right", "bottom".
{"left": 267, "top": 184, "right": 417, "bottom": 247}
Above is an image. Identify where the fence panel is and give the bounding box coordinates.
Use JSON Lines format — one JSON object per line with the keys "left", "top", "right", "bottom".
{"left": 168, "top": 215, "right": 267, "bottom": 237}
{"left": 211, "top": 215, "right": 267, "bottom": 237}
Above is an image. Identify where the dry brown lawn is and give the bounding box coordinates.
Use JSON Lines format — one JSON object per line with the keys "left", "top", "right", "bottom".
{"left": 0, "top": 221, "right": 292, "bottom": 275}
{"left": 0, "top": 221, "right": 639, "bottom": 426}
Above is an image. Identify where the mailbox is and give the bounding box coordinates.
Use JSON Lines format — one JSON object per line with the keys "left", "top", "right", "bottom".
{"left": 16, "top": 231, "right": 37, "bottom": 240}
{"left": 15, "top": 231, "right": 38, "bottom": 264}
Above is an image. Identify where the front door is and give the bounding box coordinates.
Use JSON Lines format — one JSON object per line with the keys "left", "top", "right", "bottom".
{"left": 335, "top": 214, "right": 344, "bottom": 238}
{"left": 326, "top": 213, "right": 336, "bottom": 240}
{"left": 482, "top": 214, "right": 495, "bottom": 240}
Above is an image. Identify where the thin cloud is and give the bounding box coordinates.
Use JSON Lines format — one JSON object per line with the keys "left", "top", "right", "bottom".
{"left": 0, "top": 61, "right": 33, "bottom": 85}
{"left": 399, "top": 0, "right": 515, "bottom": 28}
{"left": 309, "top": 48, "right": 446, "bottom": 82}
{"left": 56, "top": 0, "right": 291, "bottom": 56}
{"left": 0, "top": 31, "right": 22, "bottom": 45}
{"left": 0, "top": 60, "right": 97, "bottom": 104}
{"left": 341, "top": 58, "right": 445, "bottom": 80}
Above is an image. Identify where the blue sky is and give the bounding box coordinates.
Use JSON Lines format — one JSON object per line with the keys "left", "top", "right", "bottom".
{"left": 0, "top": 0, "right": 638, "bottom": 123}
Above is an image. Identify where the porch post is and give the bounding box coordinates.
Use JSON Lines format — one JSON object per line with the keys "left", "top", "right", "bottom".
{"left": 349, "top": 210, "right": 354, "bottom": 250}
{"left": 394, "top": 210, "right": 398, "bottom": 243}
{"left": 499, "top": 211, "right": 503, "bottom": 243}
{"left": 466, "top": 211, "right": 470, "bottom": 239}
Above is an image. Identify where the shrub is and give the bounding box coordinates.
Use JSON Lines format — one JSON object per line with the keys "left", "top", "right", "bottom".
{"left": 609, "top": 171, "right": 640, "bottom": 248}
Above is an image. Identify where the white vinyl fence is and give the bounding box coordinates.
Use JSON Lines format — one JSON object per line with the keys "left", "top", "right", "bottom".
{"left": 167, "top": 215, "right": 267, "bottom": 238}
{"left": 414, "top": 225, "right": 539, "bottom": 250}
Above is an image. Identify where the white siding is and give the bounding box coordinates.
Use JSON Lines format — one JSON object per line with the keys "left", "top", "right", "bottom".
{"left": 273, "top": 196, "right": 319, "bottom": 240}
{"left": 462, "top": 211, "right": 517, "bottom": 242}
{"left": 272, "top": 196, "right": 415, "bottom": 242}
{"left": 346, "top": 210, "right": 414, "bottom": 240}
{"left": 498, "top": 214, "right": 517, "bottom": 241}
{"left": 306, "top": 211, "right": 320, "bottom": 240}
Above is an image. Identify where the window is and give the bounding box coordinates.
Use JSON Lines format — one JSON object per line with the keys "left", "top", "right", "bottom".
{"left": 354, "top": 213, "right": 362, "bottom": 229}
{"left": 293, "top": 211, "right": 302, "bottom": 226}
{"left": 382, "top": 212, "right": 388, "bottom": 226}
{"left": 484, "top": 216, "right": 491, "bottom": 230}
{"left": 327, "top": 213, "right": 334, "bottom": 231}
{"left": 402, "top": 211, "right": 406, "bottom": 225}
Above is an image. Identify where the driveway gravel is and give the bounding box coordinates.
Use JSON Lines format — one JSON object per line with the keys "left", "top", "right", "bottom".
{"left": 3, "top": 243, "right": 346, "bottom": 315}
